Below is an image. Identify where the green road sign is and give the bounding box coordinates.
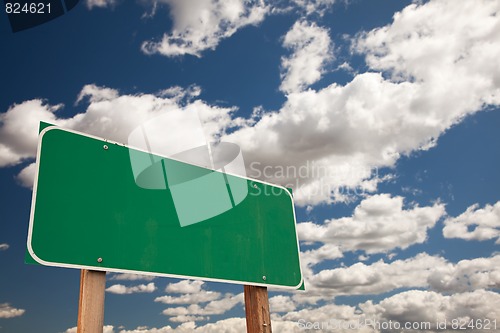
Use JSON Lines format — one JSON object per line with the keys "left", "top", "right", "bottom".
{"left": 27, "top": 126, "right": 303, "bottom": 289}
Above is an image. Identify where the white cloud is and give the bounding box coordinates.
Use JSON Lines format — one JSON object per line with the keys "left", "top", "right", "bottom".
{"left": 138, "top": 288, "right": 500, "bottom": 333}
{"left": 116, "top": 325, "right": 177, "bottom": 333}
{"left": 85, "top": 0, "right": 116, "bottom": 10}
{"left": 63, "top": 325, "right": 115, "bottom": 333}
{"left": 0, "top": 84, "right": 236, "bottom": 187}
{"left": 298, "top": 243, "right": 343, "bottom": 282}
{"left": 355, "top": 0, "right": 500, "bottom": 97}
{"left": 292, "top": 0, "right": 336, "bottom": 16}
{"left": 141, "top": 0, "right": 269, "bottom": 57}
{"left": 155, "top": 291, "right": 221, "bottom": 305}
{"left": 15, "top": 162, "right": 36, "bottom": 188}
{"left": 118, "top": 318, "right": 245, "bottom": 333}
{"left": 443, "top": 201, "right": 500, "bottom": 243}
{"left": 280, "top": 20, "right": 333, "bottom": 94}
{"left": 185, "top": 318, "right": 246, "bottom": 333}
{"left": 158, "top": 85, "right": 201, "bottom": 102}
{"left": 0, "top": 243, "right": 9, "bottom": 251}
{"left": 225, "top": 65, "right": 494, "bottom": 205}
{"left": 269, "top": 295, "right": 297, "bottom": 313}
{"left": 0, "top": 99, "right": 63, "bottom": 167}
{"left": 297, "top": 194, "right": 445, "bottom": 254}
{"left": 0, "top": 144, "right": 21, "bottom": 168}
{"left": 165, "top": 280, "right": 205, "bottom": 294}
{"left": 276, "top": 303, "right": 372, "bottom": 333}
{"left": 65, "top": 286, "right": 500, "bottom": 332}
{"left": 168, "top": 315, "right": 209, "bottom": 323}
{"left": 76, "top": 84, "right": 119, "bottom": 103}
{"left": 225, "top": 0, "right": 500, "bottom": 205}
{"left": 308, "top": 253, "right": 446, "bottom": 296}
{"left": 162, "top": 293, "right": 244, "bottom": 320}
{"left": 274, "top": 289, "right": 500, "bottom": 333}
{"left": 363, "top": 289, "right": 500, "bottom": 332}
{"left": 157, "top": 281, "right": 244, "bottom": 323}
{"left": 105, "top": 325, "right": 116, "bottom": 333}
{"left": 0, "top": 303, "right": 25, "bottom": 318}
{"left": 300, "top": 243, "right": 343, "bottom": 267}
{"left": 109, "top": 273, "right": 156, "bottom": 281}
{"left": 427, "top": 255, "right": 500, "bottom": 293}
{"left": 303, "top": 254, "right": 500, "bottom": 299}
{"left": 106, "top": 282, "right": 157, "bottom": 294}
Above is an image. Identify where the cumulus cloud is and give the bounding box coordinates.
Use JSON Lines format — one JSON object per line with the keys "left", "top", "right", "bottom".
{"left": 85, "top": 0, "right": 116, "bottom": 10}
{"left": 308, "top": 253, "right": 446, "bottom": 297}
{"left": 76, "top": 84, "right": 119, "bottom": 103}
{"left": 298, "top": 194, "right": 445, "bottom": 254}
{"left": 15, "top": 162, "right": 36, "bottom": 188}
{"left": 304, "top": 254, "right": 500, "bottom": 299}
{"left": 0, "top": 99, "right": 63, "bottom": 167}
{"left": 165, "top": 280, "right": 205, "bottom": 294}
{"left": 269, "top": 295, "right": 297, "bottom": 313}
{"left": 162, "top": 293, "right": 244, "bottom": 323}
{"left": 106, "top": 282, "right": 157, "bottom": 294}
{"left": 156, "top": 282, "right": 223, "bottom": 304}
{"left": 280, "top": 20, "right": 333, "bottom": 94}
{"left": 443, "top": 201, "right": 500, "bottom": 243}
{"left": 63, "top": 325, "right": 115, "bottom": 333}
{"left": 168, "top": 315, "right": 209, "bottom": 323}
{"left": 141, "top": 0, "right": 269, "bottom": 57}
{"left": 108, "top": 273, "right": 156, "bottom": 281}
{"left": 355, "top": 0, "right": 500, "bottom": 93}
{"left": 0, "top": 243, "right": 9, "bottom": 251}
{"left": 276, "top": 303, "right": 373, "bottom": 333}
{"left": 156, "top": 280, "right": 244, "bottom": 323}
{"left": 274, "top": 289, "right": 500, "bottom": 333}
{"left": 427, "top": 255, "right": 500, "bottom": 292}
{"left": 118, "top": 318, "right": 245, "bottom": 333}
{"left": 291, "top": 0, "right": 336, "bottom": 16}
{"left": 300, "top": 243, "right": 343, "bottom": 267}
{"left": 112, "top": 287, "right": 500, "bottom": 332}
{"left": 0, "top": 84, "right": 236, "bottom": 188}
{"left": 363, "top": 289, "right": 500, "bottom": 332}
{"left": 0, "top": 303, "right": 25, "bottom": 318}
{"left": 155, "top": 292, "right": 221, "bottom": 305}
{"left": 225, "top": 0, "right": 500, "bottom": 205}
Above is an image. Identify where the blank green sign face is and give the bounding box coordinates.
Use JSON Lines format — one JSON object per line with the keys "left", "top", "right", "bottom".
{"left": 28, "top": 127, "right": 303, "bottom": 289}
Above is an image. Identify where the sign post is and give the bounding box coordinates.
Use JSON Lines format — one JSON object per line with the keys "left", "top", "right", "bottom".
{"left": 77, "top": 270, "right": 106, "bottom": 333}
{"left": 244, "top": 285, "right": 272, "bottom": 333}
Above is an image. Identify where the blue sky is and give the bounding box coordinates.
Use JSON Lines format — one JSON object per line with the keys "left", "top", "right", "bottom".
{"left": 1, "top": 0, "right": 499, "bottom": 332}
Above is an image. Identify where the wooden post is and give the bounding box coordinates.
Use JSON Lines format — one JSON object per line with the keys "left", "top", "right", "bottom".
{"left": 77, "top": 270, "right": 106, "bottom": 333}
{"left": 244, "top": 285, "right": 272, "bottom": 333}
